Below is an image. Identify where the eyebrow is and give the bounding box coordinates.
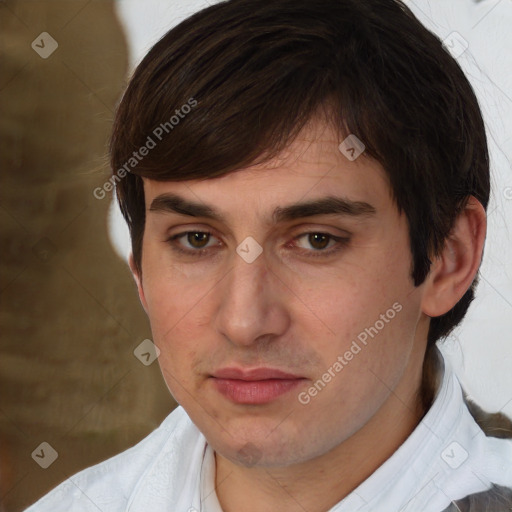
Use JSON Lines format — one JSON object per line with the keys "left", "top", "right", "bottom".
{"left": 149, "top": 192, "right": 376, "bottom": 224}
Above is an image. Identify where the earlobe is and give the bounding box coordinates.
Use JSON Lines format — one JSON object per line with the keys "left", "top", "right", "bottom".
{"left": 421, "top": 196, "right": 487, "bottom": 318}
{"left": 128, "top": 253, "right": 149, "bottom": 314}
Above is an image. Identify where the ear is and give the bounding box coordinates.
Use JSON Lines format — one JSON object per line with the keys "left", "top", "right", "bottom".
{"left": 129, "top": 253, "right": 149, "bottom": 314}
{"left": 421, "top": 196, "right": 487, "bottom": 317}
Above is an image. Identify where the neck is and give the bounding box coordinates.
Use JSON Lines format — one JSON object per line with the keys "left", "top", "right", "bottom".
{"left": 215, "top": 346, "right": 440, "bottom": 512}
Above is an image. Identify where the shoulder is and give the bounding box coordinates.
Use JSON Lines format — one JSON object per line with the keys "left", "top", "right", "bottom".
{"left": 24, "top": 406, "right": 193, "bottom": 512}
{"left": 438, "top": 396, "right": 512, "bottom": 511}
{"left": 440, "top": 484, "right": 512, "bottom": 512}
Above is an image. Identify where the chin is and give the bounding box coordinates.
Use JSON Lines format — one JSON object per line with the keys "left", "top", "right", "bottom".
{"left": 207, "top": 422, "right": 324, "bottom": 469}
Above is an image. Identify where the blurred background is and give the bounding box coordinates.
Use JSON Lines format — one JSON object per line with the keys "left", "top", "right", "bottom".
{"left": 0, "top": 0, "right": 511, "bottom": 511}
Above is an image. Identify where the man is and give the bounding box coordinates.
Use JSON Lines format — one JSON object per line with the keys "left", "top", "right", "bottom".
{"left": 26, "top": 0, "right": 512, "bottom": 510}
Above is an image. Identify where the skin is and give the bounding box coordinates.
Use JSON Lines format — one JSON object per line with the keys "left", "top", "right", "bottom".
{"left": 130, "top": 117, "right": 486, "bottom": 512}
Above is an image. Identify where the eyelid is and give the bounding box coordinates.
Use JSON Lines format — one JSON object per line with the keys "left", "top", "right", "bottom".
{"left": 166, "top": 228, "right": 350, "bottom": 258}
{"left": 166, "top": 230, "right": 220, "bottom": 255}
{"left": 287, "top": 232, "right": 350, "bottom": 258}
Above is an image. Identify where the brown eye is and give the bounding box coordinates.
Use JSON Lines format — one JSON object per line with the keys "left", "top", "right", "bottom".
{"left": 294, "top": 232, "right": 337, "bottom": 252}
{"left": 166, "top": 231, "right": 221, "bottom": 257}
{"left": 186, "top": 232, "right": 210, "bottom": 249}
{"left": 307, "top": 233, "right": 330, "bottom": 250}
{"left": 291, "top": 232, "right": 350, "bottom": 258}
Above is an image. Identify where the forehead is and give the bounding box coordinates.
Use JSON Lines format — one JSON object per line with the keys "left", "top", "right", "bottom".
{"left": 143, "top": 119, "right": 394, "bottom": 221}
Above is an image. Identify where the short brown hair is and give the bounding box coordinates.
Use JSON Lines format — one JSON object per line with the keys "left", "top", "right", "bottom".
{"left": 110, "top": 0, "right": 490, "bottom": 347}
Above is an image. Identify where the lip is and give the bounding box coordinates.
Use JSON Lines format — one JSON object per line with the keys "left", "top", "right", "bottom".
{"left": 211, "top": 367, "right": 306, "bottom": 405}
{"left": 212, "top": 367, "right": 303, "bottom": 381}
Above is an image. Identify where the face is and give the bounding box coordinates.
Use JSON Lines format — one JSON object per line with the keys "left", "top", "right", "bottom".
{"left": 135, "top": 118, "right": 427, "bottom": 468}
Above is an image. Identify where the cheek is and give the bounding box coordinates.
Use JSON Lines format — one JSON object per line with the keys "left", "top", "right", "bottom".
{"left": 294, "top": 250, "right": 418, "bottom": 379}
{"left": 141, "top": 263, "right": 215, "bottom": 380}
{"left": 146, "top": 295, "right": 206, "bottom": 405}
{"left": 142, "top": 235, "right": 216, "bottom": 334}
{"left": 297, "top": 261, "right": 408, "bottom": 338}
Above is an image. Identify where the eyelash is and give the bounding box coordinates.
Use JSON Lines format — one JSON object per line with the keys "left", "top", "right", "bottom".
{"left": 165, "top": 231, "right": 350, "bottom": 259}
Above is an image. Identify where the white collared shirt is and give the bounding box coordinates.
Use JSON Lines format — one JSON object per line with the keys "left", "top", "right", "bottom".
{"left": 25, "top": 351, "right": 512, "bottom": 512}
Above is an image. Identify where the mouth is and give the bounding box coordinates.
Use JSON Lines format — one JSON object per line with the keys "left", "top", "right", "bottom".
{"left": 210, "top": 367, "right": 307, "bottom": 405}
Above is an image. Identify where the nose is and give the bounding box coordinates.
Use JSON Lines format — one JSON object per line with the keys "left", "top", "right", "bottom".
{"left": 213, "top": 244, "right": 290, "bottom": 347}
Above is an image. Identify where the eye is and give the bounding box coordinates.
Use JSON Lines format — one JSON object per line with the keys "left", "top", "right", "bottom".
{"left": 290, "top": 232, "right": 350, "bottom": 257}
{"left": 166, "top": 230, "right": 349, "bottom": 259}
{"left": 167, "top": 231, "right": 219, "bottom": 256}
